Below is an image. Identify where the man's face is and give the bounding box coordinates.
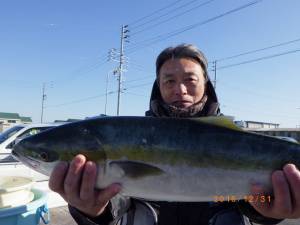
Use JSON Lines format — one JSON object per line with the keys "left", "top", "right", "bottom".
{"left": 158, "top": 58, "right": 206, "bottom": 109}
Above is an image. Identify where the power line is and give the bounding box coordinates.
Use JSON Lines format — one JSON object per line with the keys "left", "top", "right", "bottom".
{"left": 125, "top": 82, "right": 154, "bottom": 90}
{"left": 128, "top": 0, "right": 262, "bottom": 50}
{"left": 130, "top": 0, "right": 214, "bottom": 35}
{"left": 0, "top": 54, "right": 109, "bottom": 89}
{"left": 45, "top": 82, "right": 153, "bottom": 108}
{"left": 45, "top": 91, "right": 117, "bottom": 108}
{"left": 127, "top": 0, "right": 263, "bottom": 53}
{"left": 211, "top": 37, "right": 300, "bottom": 63}
{"left": 124, "top": 92, "right": 148, "bottom": 98}
{"left": 126, "top": 63, "right": 154, "bottom": 78}
{"left": 216, "top": 49, "right": 300, "bottom": 70}
{"left": 124, "top": 75, "right": 154, "bottom": 83}
{"left": 27, "top": 54, "right": 110, "bottom": 92}
{"left": 209, "top": 48, "right": 300, "bottom": 89}
{"left": 128, "top": 0, "right": 185, "bottom": 27}
{"left": 52, "top": 55, "right": 109, "bottom": 87}
{"left": 128, "top": 61, "right": 146, "bottom": 69}
{"left": 128, "top": 62, "right": 153, "bottom": 73}
{"left": 218, "top": 80, "right": 299, "bottom": 105}
{"left": 128, "top": 66, "right": 153, "bottom": 75}
{"left": 131, "top": 0, "right": 199, "bottom": 30}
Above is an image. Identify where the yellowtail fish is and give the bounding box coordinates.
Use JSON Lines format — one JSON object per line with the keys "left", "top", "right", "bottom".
{"left": 12, "top": 116, "right": 300, "bottom": 202}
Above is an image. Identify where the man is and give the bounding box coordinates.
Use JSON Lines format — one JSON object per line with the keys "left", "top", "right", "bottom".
{"left": 49, "top": 44, "right": 300, "bottom": 225}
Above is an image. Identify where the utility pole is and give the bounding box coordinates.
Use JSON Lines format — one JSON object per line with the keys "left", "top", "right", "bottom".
{"left": 104, "top": 68, "right": 118, "bottom": 115}
{"left": 105, "top": 72, "right": 109, "bottom": 115}
{"left": 212, "top": 60, "right": 217, "bottom": 89}
{"left": 106, "top": 50, "right": 114, "bottom": 116}
{"left": 116, "top": 25, "right": 129, "bottom": 116}
{"left": 40, "top": 82, "right": 53, "bottom": 123}
{"left": 40, "top": 83, "right": 46, "bottom": 123}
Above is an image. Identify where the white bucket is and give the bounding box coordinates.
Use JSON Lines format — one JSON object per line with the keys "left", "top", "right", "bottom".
{"left": 0, "top": 176, "right": 34, "bottom": 209}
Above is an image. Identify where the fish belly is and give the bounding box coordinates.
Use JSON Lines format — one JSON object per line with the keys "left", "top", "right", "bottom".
{"left": 96, "top": 163, "right": 273, "bottom": 202}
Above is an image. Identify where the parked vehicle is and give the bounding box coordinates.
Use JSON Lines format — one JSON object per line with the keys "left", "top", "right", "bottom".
{"left": 0, "top": 123, "right": 64, "bottom": 162}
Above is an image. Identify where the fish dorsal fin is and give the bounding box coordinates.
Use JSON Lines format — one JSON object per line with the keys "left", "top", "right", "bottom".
{"left": 193, "top": 116, "right": 242, "bottom": 131}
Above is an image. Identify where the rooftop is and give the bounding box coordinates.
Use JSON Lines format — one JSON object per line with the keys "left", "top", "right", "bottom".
{"left": 0, "top": 112, "right": 32, "bottom": 123}
{"left": 0, "top": 112, "right": 20, "bottom": 119}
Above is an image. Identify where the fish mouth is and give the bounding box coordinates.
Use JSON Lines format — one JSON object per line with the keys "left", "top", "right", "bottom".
{"left": 22, "top": 156, "right": 42, "bottom": 170}
{"left": 12, "top": 147, "right": 41, "bottom": 170}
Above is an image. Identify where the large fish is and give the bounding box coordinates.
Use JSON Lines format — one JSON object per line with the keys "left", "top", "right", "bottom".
{"left": 12, "top": 116, "right": 300, "bottom": 202}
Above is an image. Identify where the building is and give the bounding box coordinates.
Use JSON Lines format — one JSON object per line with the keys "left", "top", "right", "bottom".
{"left": 235, "top": 119, "right": 300, "bottom": 142}
{"left": 0, "top": 112, "right": 32, "bottom": 132}
{"left": 53, "top": 118, "right": 81, "bottom": 123}
{"left": 245, "top": 128, "right": 300, "bottom": 142}
{"left": 235, "top": 120, "right": 279, "bottom": 129}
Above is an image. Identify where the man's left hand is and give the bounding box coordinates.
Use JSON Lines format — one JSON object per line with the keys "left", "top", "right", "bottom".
{"left": 250, "top": 164, "right": 300, "bottom": 219}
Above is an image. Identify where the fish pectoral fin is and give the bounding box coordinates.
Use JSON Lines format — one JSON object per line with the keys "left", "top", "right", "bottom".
{"left": 109, "top": 161, "right": 164, "bottom": 178}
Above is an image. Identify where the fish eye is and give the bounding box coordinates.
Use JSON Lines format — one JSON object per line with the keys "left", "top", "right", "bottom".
{"left": 40, "top": 152, "right": 49, "bottom": 161}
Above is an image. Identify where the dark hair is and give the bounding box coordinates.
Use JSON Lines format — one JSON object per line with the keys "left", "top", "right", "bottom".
{"left": 156, "top": 44, "right": 209, "bottom": 81}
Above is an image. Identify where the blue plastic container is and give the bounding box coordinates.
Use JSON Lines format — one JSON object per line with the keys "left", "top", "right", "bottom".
{"left": 0, "top": 189, "right": 50, "bottom": 225}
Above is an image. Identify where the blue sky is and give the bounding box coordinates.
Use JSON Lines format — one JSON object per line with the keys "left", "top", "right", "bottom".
{"left": 1, "top": 0, "right": 300, "bottom": 127}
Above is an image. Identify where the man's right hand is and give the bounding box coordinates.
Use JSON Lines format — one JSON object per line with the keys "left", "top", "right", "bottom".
{"left": 49, "top": 154, "right": 121, "bottom": 217}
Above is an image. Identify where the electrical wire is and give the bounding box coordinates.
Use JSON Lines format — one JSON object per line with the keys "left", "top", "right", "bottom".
{"left": 45, "top": 81, "right": 154, "bottom": 108}
{"left": 216, "top": 49, "right": 300, "bottom": 70}
{"left": 210, "top": 37, "right": 300, "bottom": 63}
{"left": 130, "top": 0, "right": 215, "bottom": 35}
{"left": 128, "top": 0, "right": 186, "bottom": 27}
{"left": 45, "top": 91, "right": 117, "bottom": 108}
{"left": 124, "top": 92, "right": 149, "bottom": 97}
{"left": 52, "top": 55, "right": 109, "bottom": 87}
{"left": 127, "top": 0, "right": 263, "bottom": 54}
{"left": 218, "top": 80, "right": 299, "bottom": 105}
{"left": 124, "top": 75, "right": 154, "bottom": 83}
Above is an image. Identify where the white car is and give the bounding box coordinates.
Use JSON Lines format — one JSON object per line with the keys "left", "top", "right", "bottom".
{"left": 0, "top": 123, "right": 64, "bottom": 162}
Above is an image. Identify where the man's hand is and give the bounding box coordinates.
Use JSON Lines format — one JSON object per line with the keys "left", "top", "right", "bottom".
{"left": 49, "top": 154, "right": 121, "bottom": 217}
{"left": 250, "top": 164, "right": 300, "bottom": 219}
